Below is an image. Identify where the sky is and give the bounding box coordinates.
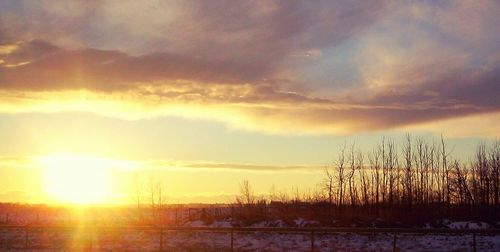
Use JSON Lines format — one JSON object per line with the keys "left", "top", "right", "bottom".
{"left": 0, "top": 0, "right": 498, "bottom": 204}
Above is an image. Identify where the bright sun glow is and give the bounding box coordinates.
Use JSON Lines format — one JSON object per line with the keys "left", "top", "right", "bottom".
{"left": 38, "top": 153, "right": 113, "bottom": 204}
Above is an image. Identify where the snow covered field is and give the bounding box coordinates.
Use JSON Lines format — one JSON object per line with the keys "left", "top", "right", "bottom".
{"left": 0, "top": 207, "right": 499, "bottom": 251}
{"left": 0, "top": 226, "right": 499, "bottom": 251}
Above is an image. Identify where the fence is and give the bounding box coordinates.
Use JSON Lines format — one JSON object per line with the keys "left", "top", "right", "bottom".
{"left": 0, "top": 225, "right": 499, "bottom": 251}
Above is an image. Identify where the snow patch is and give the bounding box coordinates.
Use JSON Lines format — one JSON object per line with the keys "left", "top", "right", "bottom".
{"left": 447, "top": 221, "right": 490, "bottom": 229}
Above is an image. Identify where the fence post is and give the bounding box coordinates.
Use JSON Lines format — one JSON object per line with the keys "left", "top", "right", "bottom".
{"left": 472, "top": 233, "right": 476, "bottom": 252}
{"left": 310, "top": 231, "right": 315, "bottom": 252}
{"left": 230, "top": 229, "right": 234, "bottom": 252}
{"left": 160, "top": 227, "right": 163, "bottom": 252}
{"left": 392, "top": 232, "right": 397, "bottom": 252}
{"left": 24, "top": 226, "right": 28, "bottom": 250}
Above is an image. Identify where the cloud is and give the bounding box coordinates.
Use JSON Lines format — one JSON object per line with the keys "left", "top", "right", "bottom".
{"left": 0, "top": 38, "right": 496, "bottom": 134}
{"left": 143, "top": 159, "right": 322, "bottom": 172}
{"left": 0, "top": 0, "right": 498, "bottom": 136}
{"left": 0, "top": 40, "right": 269, "bottom": 91}
{"left": 405, "top": 112, "right": 500, "bottom": 138}
{"left": 0, "top": 155, "right": 321, "bottom": 172}
{"left": 0, "top": 1, "right": 388, "bottom": 65}
{"left": 0, "top": 23, "right": 9, "bottom": 45}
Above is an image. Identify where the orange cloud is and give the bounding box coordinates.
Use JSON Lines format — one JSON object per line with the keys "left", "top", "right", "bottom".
{"left": 0, "top": 1, "right": 498, "bottom": 136}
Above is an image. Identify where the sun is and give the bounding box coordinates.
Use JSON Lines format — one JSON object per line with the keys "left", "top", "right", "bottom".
{"left": 38, "top": 153, "right": 112, "bottom": 204}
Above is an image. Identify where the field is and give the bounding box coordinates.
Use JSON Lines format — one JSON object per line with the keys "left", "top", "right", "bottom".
{"left": 1, "top": 226, "right": 500, "bottom": 251}
{"left": 0, "top": 204, "right": 499, "bottom": 251}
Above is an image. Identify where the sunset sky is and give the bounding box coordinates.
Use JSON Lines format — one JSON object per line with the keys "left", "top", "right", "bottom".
{"left": 0, "top": 0, "right": 498, "bottom": 204}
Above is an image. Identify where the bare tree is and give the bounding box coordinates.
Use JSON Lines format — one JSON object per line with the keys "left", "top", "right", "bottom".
{"left": 385, "top": 138, "right": 397, "bottom": 205}
{"left": 324, "top": 166, "right": 334, "bottom": 208}
{"left": 369, "top": 145, "right": 382, "bottom": 209}
{"left": 134, "top": 172, "right": 144, "bottom": 222}
{"left": 491, "top": 141, "right": 500, "bottom": 209}
{"left": 357, "top": 151, "right": 369, "bottom": 206}
{"left": 149, "top": 177, "right": 167, "bottom": 224}
{"left": 440, "top": 135, "right": 451, "bottom": 206}
{"left": 237, "top": 179, "right": 255, "bottom": 205}
{"left": 347, "top": 143, "right": 358, "bottom": 207}
{"left": 403, "top": 134, "right": 413, "bottom": 208}
{"left": 336, "top": 144, "right": 347, "bottom": 208}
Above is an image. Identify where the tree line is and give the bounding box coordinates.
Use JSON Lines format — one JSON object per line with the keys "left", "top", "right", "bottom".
{"left": 134, "top": 134, "right": 499, "bottom": 225}
{"left": 233, "top": 135, "right": 499, "bottom": 225}
{"left": 322, "top": 135, "right": 499, "bottom": 210}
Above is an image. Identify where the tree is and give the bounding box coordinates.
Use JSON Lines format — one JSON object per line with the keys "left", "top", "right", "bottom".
{"left": 403, "top": 134, "right": 413, "bottom": 208}
{"left": 237, "top": 179, "right": 255, "bottom": 205}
